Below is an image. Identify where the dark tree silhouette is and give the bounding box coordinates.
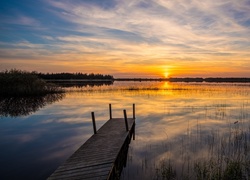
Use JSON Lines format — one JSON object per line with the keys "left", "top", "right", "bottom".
{"left": 35, "top": 72, "right": 114, "bottom": 80}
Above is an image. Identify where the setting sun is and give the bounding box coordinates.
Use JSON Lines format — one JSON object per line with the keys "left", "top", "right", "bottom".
{"left": 164, "top": 72, "right": 170, "bottom": 78}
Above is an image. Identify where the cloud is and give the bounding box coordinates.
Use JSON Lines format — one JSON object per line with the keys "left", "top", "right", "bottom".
{"left": 18, "top": 15, "right": 40, "bottom": 26}
{"left": 42, "top": 36, "right": 55, "bottom": 41}
{"left": 46, "top": 0, "right": 250, "bottom": 57}
{"left": 1, "top": 0, "right": 249, "bottom": 77}
{"left": 0, "top": 14, "right": 40, "bottom": 26}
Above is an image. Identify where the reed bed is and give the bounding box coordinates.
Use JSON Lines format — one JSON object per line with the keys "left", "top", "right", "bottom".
{"left": 0, "top": 69, "right": 64, "bottom": 96}
{"left": 154, "top": 118, "right": 250, "bottom": 180}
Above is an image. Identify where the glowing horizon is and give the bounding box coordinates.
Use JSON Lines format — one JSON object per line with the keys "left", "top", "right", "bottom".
{"left": 0, "top": 0, "right": 250, "bottom": 78}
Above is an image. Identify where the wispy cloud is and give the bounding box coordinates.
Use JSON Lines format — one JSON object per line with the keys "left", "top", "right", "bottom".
{"left": 47, "top": 0, "right": 250, "bottom": 55}
{"left": 0, "top": 14, "right": 40, "bottom": 26}
{"left": 0, "top": 0, "right": 249, "bottom": 77}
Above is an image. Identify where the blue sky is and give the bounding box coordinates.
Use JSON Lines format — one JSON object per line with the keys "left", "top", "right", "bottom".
{"left": 0, "top": 0, "right": 250, "bottom": 77}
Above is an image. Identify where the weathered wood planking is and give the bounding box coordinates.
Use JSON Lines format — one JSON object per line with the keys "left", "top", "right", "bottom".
{"left": 48, "top": 118, "right": 135, "bottom": 180}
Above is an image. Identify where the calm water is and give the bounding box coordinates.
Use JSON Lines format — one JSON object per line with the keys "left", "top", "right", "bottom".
{"left": 0, "top": 81, "right": 249, "bottom": 179}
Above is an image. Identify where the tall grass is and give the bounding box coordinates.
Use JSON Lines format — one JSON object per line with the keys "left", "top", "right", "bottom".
{"left": 155, "top": 123, "right": 250, "bottom": 179}
{"left": 0, "top": 69, "right": 64, "bottom": 96}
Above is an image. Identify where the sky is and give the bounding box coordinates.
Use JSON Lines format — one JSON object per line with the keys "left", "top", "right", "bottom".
{"left": 0, "top": 0, "right": 250, "bottom": 78}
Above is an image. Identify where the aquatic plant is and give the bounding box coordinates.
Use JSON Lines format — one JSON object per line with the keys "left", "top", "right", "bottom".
{"left": 155, "top": 123, "right": 250, "bottom": 180}
{"left": 155, "top": 160, "right": 176, "bottom": 180}
{"left": 0, "top": 69, "right": 64, "bottom": 96}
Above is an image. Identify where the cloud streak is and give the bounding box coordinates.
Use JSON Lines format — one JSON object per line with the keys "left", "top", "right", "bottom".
{"left": 47, "top": 0, "right": 250, "bottom": 53}
{"left": 0, "top": 0, "right": 249, "bottom": 77}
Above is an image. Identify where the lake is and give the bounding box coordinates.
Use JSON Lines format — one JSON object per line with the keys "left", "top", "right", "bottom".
{"left": 0, "top": 81, "right": 249, "bottom": 179}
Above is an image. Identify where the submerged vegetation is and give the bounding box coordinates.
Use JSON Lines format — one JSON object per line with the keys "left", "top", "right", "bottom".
{"left": 0, "top": 69, "right": 64, "bottom": 96}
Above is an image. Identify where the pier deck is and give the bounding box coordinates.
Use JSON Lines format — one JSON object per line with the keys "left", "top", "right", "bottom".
{"left": 48, "top": 117, "right": 135, "bottom": 180}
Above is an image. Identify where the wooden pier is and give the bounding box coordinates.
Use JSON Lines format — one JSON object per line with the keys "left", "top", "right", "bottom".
{"left": 48, "top": 104, "right": 135, "bottom": 180}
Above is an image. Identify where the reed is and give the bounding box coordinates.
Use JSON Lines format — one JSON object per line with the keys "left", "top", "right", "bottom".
{"left": 155, "top": 160, "right": 176, "bottom": 180}
{"left": 155, "top": 123, "right": 250, "bottom": 180}
{"left": 0, "top": 69, "right": 64, "bottom": 96}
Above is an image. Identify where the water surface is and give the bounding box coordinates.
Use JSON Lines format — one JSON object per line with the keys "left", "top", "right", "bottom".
{"left": 0, "top": 82, "right": 249, "bottom": 179}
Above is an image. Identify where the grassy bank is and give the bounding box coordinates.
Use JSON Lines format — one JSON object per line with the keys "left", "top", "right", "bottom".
{"left": 0, "top": 69, "right": 64, "bottom": 96}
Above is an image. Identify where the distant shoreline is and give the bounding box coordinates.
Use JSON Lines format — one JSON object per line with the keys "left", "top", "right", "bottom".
{"left": 46, "top": 78, "right": 250, "bottom": 83}
{"left": 4, "top": 70, "right": 248, "bottom": 83}
{"left": 115, "top": 77, "right": 250, "bottom": 82}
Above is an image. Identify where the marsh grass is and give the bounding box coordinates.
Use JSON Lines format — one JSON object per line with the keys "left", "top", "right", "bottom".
{"left": 155, "top": 121, "right": 250, "bottom": 180}
{"left": 62, "top": 81, "right": 250, "bottom": 100}
{"left": 156, "top": 160, "right": 177, "bottom": 180}
{"left": 0, "top": 69, "right": 64, "bottom": 96}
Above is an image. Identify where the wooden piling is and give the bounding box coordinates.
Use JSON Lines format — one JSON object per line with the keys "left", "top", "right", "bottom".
{"left": 123, "top": 109, "right": 129, "bottom": 131}
{"left": 133, "top": 124, "right": 135, "bottom": 140}
{"left": 133, "top": 103, "right": 135, "bottom": 119}
{"left": 109, "top": 104, "right": 112, "bottom": 119}
{"left": 91, "top": 112, "right": 97, "bottom": 134}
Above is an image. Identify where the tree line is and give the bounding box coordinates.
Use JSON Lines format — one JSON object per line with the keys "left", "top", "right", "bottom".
{"left": 0, "top": 69, "right": 64, "bottom": 96}
{"left": 35, "top": 72, "right": 114, "bottom": 80}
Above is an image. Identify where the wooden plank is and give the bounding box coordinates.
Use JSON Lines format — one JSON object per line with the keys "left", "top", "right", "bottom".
{"left": 49, "top": 166, "right": 111, "bottom": 179}
{"left": 48, "top": 117, "right": 135, "bottom": 180}
{"left": 49, "top": 170, "right": 110, "bottom": 180}
{"left": 56, "top": 159, "right": 114, "bottom": 170}
{"left": 53, "top": 162, "right": 112, "bottom": 174}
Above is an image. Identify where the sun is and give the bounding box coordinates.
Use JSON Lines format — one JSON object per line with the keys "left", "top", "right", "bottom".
{"left": 164, "top": 72, "right": 170, "bottom": 78}
{"left": 161, "top": 66, "right": 172, "bottom": 78}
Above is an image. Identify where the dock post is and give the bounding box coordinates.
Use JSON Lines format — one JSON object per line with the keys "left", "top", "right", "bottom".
{"left": 91, "top": 112, "right": 97, "bottom": 134}
{"left": 109, "top": 104, "right": 112, "bottom": 119}
{"left": 123, "top": 110, "right": 129, "bottom": 131}
{"left": 132, "top": 124, "right": 135, "bottom": 140}
{"left": 133, "top": 104, "right": 135, "bottom": 119}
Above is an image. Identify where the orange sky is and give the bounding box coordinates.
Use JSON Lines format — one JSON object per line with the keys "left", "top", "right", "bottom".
{"left": 0, "top": 0, "right": 250, "bottom": 77}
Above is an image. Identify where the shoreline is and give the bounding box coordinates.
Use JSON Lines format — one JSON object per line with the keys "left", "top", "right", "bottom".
{"left": 46, "top": 78, "right": 250, "bottom": 83}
